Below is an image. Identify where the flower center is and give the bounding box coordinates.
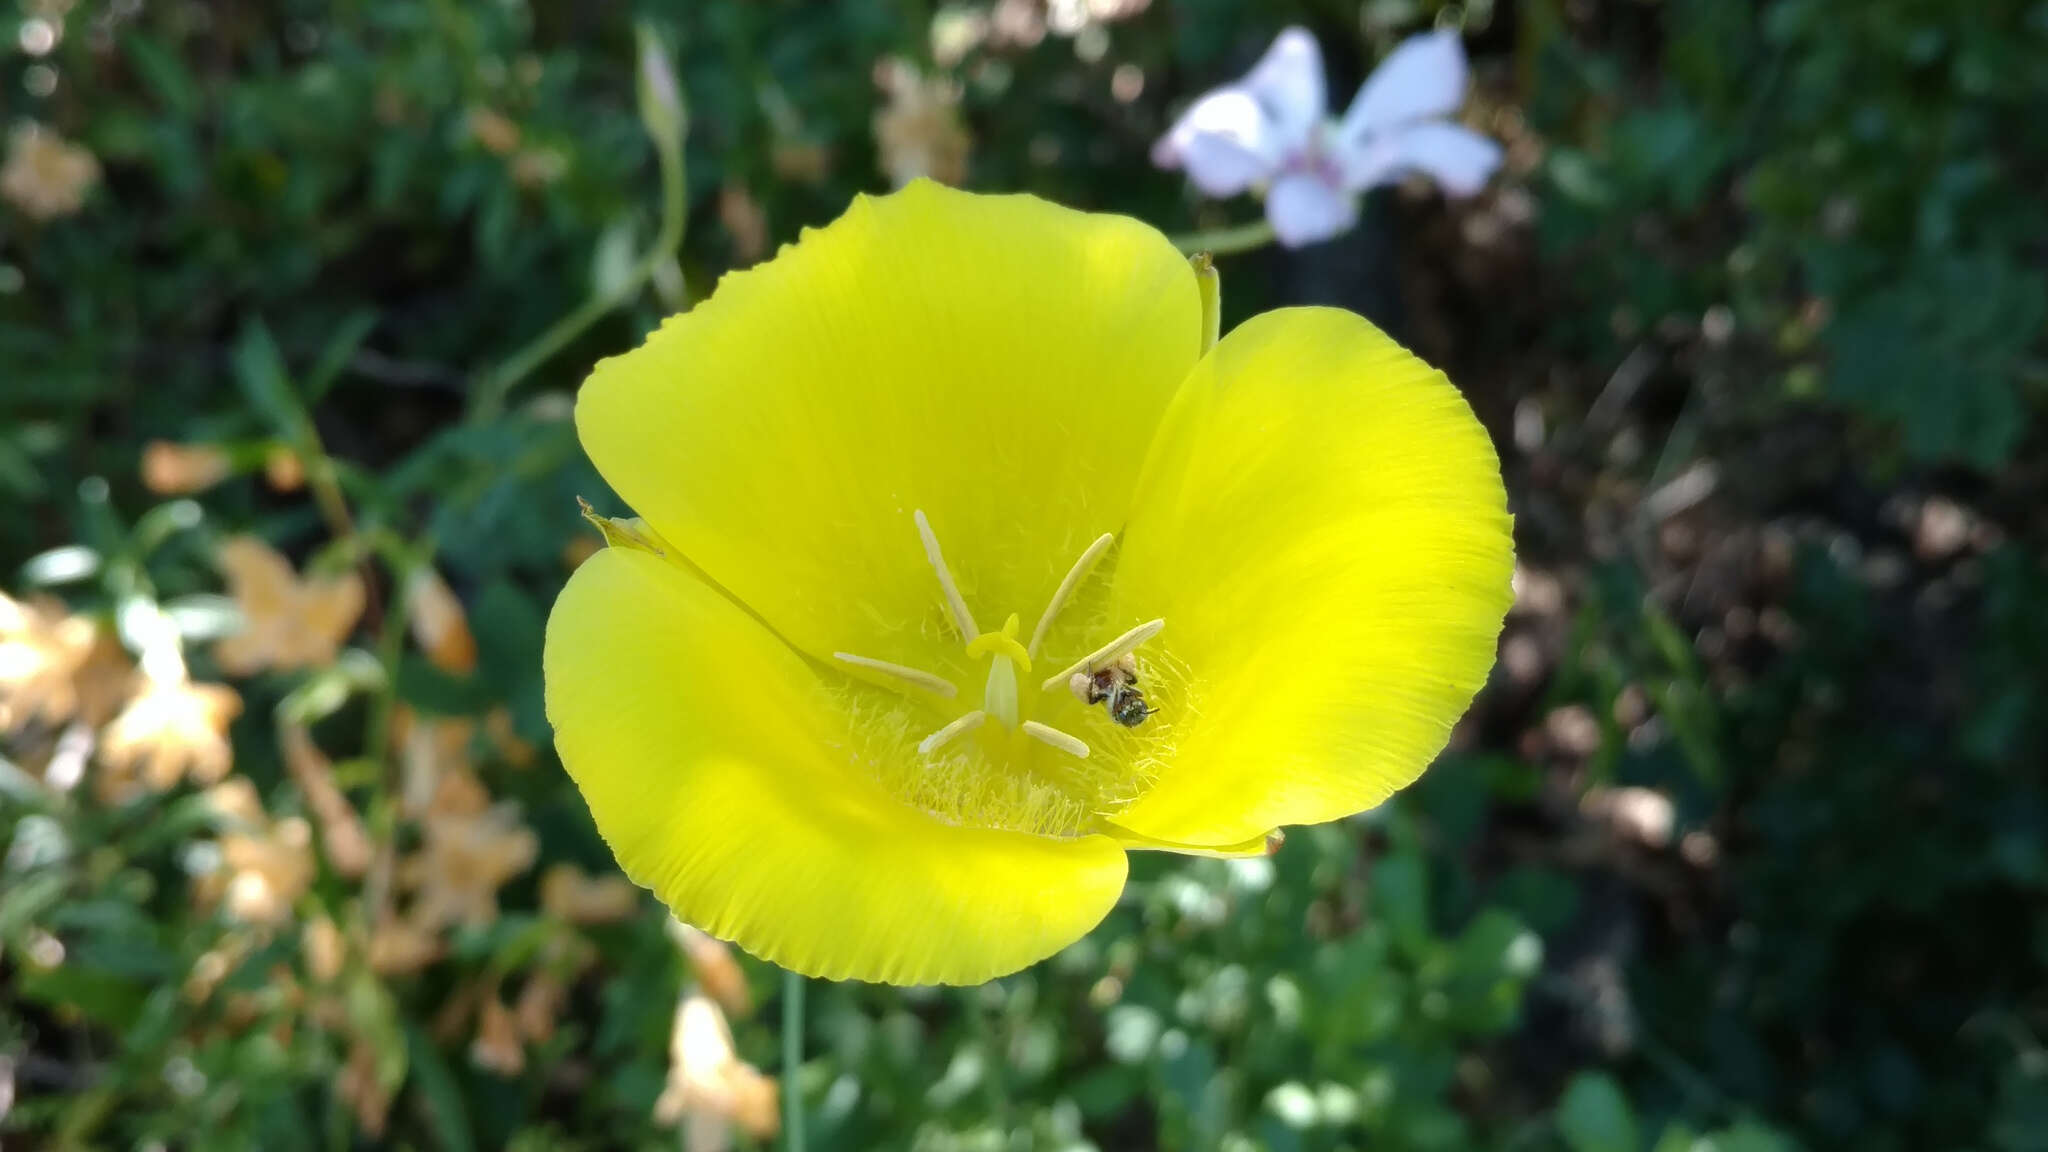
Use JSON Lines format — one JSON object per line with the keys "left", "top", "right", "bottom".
{"left": 830, "top": 510, "right": 1169, "bottom": 836}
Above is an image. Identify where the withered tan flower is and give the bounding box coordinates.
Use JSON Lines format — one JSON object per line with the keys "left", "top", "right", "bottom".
{"left": 394, "top": 706, "right": 476, "bottom": 816}
{"left": 513, "top": 970, "right": 566, "bottom": 1044}
{"left": 654, "top": 994, "right": 779, "bottom": 1148}
{"left": 0, "top": 593, "right": 132, "bottom": 733}
{"left": 1, "top": 122, "right": 100, "bottom": 222}
{"left": 194, "top": 777, "right": 315, "bottom": 925}
{"left": 97, "top": 679, "right": 242, "bottom": 803}
{"left": 717, "top": 184, "right": 769, "bottom": 264}
{"left": 465, "top": 106, "right": 522, "bottom": 156}
{"left": 212, "top": 536, "right": 365, "bottom": 675}
{"left": 366, "top": 915, "right": 443, "bottom": 976}
{"left": 674, "top": 922, "right": 752, "bottom": 1020}
{"left": 469, "top": 994, "right": 526, "bottom": 1075}
{"left": 280, "top": 722, "right": 372, "bottom": 877}
{"left": 141, "top": 441, "right": 232, "bottom": 495}
{"left": 302, "top": 914, "right": 346, "bottom": 984}
{"left": 484, "top": 705, "right": 537, "bottom": 768}
{"left": 339, "top": 1037, "right": 394, "bottom": 1137}
{"left": 405, "top": 567, "right": 477, "bottom": 675}
{"left": 539, "top": 863, "right": 641, "bottom": 926}
{"left": 872, "top": 59, "right": 970, "bottom": 188}
{"left": 262, "top": 446, "right": 305, "bottom": 492}
{"left": 399, "top": 767, "right": 538, "bottom": 930}
{"left": 769, "top": 139, "right": 832, "bottom": 185}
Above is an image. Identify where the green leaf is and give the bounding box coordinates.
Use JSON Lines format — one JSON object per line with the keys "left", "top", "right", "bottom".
{"left": 231, "top": 320, "right": 306, "bottom": 441}
{"left": 1558, "top": 1072, "right": 1640, "bottom": 1152}
{"left": 406, "top": 1023, "right": 478, "bottom": 1152}
{"left": 304, "top": 310, "right": 379, "bottom": 402}
{"left": 472, "top": 578, "right": 546, "bottom": 700}
{"left": 0, "top": 869, "right": 68, "bottom": 938}
{"left": 1827, "top": 251, "right": 2046, "bottom": 469}
{"left": 1372, "top": 851, "right": 1430, "bottom": 960}
{"left": 123, "top": 33, "right": 200, "bottom": 116}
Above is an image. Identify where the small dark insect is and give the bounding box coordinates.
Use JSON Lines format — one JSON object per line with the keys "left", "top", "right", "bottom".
{"left": 1067, "top": 652, "right": 1156, "bottom": 728}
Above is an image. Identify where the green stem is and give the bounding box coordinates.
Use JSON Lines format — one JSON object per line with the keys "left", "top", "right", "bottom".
{"left": 782, "top": 968, "right": 806, "bottom": 1152}
{"left": 1169, "top": 218, "right": 1277, "bottom": 257}
{"left": 471, "top": 119, "right": 689, "bottom": 421}
{"left": 360, "top": 533, "right": 434, "bottom": 929}
{"left": 1190, "top": 252, "right": 1221, "bottom": 355}
{"left": 961, "top": 986, "right": 1012, "bottom": 1124}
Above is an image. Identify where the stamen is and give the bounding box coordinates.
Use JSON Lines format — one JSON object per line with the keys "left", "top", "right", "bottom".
{"left": 918, "top": 710, "right": 986, "bottom": 755}
{"left": 1041, "top": 618, "right": 1166, "bottom": 693}
{"left": 1022, "top": 721, "right": 1090, "bottom": 759}
{"left": 914, "top": 509, "right": 979, "bottom": 640}
{"left": 832, "top": 651, "right": 957, "bottom": 698}
{"left": 1027, "top": 532, "right": 1115, "bottom": 659}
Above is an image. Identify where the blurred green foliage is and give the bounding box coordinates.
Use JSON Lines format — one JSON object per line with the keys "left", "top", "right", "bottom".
{"left": 4, "top": 0, "right": 2046, "bottom": 1149}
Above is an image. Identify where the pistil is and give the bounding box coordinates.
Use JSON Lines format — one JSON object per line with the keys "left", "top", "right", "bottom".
{"left": 875, "top": 514, "right": 1149, "bottom": 796}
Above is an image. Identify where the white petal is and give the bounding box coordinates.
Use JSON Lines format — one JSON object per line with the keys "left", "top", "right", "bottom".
{"left": 1393, "top": 122, "right": 1502, "bottom": 196}
{"left": 1341, "top": 29, "right": 1468, "bottom": 138}
{"left": 1333, "top": 133, "right": 1403, "bottom": 192}
{"left": 1264, "top": 172, "right": 1357, "bottom": 247}
{"left": 1154, "top": 87, "right": 1282, "bottom": 196}
{"left": 1238, "top": 27, "right": 1327, "bottom": 153}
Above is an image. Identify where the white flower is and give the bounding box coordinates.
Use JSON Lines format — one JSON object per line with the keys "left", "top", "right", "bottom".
{"left": 1153, "top": 27, "right": 1501, "bottom": 247}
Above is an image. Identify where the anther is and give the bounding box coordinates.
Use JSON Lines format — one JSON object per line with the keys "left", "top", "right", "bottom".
{"left": 1042, "top": 618, "right": 1166, "bottom": 693}
{"left": 914, "top": 509, "right": 979, "bottom": 640}
{"left": 832, "top": 652, "right": 957, "bottom": 698}
{"left": 1028, "top": 532, "right": 1115, "bottom": 659}
{"left": 918, "top": 710, "right": 987, "bottom": 755}
{"left": 1021, "top": 721, "right": 1090, "bottom": 759}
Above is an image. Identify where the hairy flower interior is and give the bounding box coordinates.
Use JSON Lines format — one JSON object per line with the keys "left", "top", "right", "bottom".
{"left": 830, "top": 512, "right": 1187, "bottom": 838}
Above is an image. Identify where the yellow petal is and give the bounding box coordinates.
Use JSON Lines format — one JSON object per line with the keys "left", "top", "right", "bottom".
{"left": 1105, "top": 307, "right": 1513, "bottom": 846}
{"left": 575, "top": 180, "right": 1200, "bottom": 676}
{"left": 544, "top": 546, "right": 1128, "bottom": 985}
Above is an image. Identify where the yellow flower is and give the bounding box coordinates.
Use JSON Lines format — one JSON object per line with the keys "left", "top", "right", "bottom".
{"left": 544, "top": 181, "right": 1513, "bottom": 984}
{"left": 212, "top": 536, "right": 365, "bottom": 676}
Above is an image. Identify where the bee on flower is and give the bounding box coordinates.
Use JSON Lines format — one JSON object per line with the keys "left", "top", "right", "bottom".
{"left": 1153, "top": 27, "right": 1502, "bottom": 247}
